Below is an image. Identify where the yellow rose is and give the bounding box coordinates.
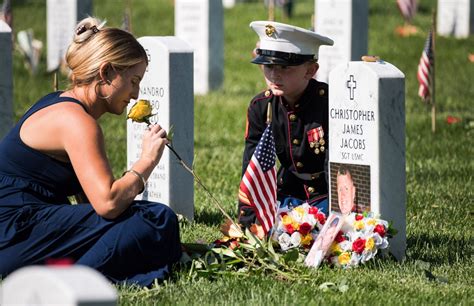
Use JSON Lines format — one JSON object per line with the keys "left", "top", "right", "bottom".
{"left": 301, "top": 234, "right": 313, "bottom": 246}
{"left": 338, "top": 252, "right": 351, "bottom": 265}
{"left": 330, "top": 242, "right": 342, "bottom": 254}
{"left": 365, "top": 237, "right": 375, "bottom": 251}
{"left": 367, "top": 218, "right": 377, "bottom": 226}
{"left": 282, "top": 215, "right": 293, "bottom": 226}
{"left": 354, "top": 220, "right": 365, "bottom": 231}
{"left": 294, "top": 206, "right": 305, "bottom": 217}
{"left": 127, "top": 99, "right": 153, "bottom": 123}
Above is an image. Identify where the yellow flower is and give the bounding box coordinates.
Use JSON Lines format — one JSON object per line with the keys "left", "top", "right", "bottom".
{"left": 354, "top": 220, "right": 365, "bottom": 231}
{"left": 330, "top": 242, "right": 342, "bottom": 254}
{"left": 282, "top": 215, "right": 294, "bottom": 226}
{"left": 365, "top": 237, "right": 375, "bottom": 251}
{"left": 301, "top": 234, "right": 313, "bottom": 246}
{"left": 294, "top": 206, "right": 305, "bottom": 217}
{"left": 127, "top": 99, "right": 153, "bottom": 123}
{"left": 338, "top": 252, "right": 351, "bottom": 265}
{"left": 367, "top": 218, "right": 377, "bottom": 226}
{"left": 291, "top": 220, "right": 300, "bottom": 231}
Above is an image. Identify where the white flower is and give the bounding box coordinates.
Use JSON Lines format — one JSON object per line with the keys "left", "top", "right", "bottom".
{"left": 278, "top": 233, "right": 292, "bottom": 251}
{"left": 290, "top": 232, "right": 302, "bottom": 248}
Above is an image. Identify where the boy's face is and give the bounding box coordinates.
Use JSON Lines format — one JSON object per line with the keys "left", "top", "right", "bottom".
{"left": 262, "top": 62, "right": 318, "bottom": 103}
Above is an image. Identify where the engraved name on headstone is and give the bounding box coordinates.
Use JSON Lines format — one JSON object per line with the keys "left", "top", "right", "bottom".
{"left": 127, "top": 36, "right": 194, "bottom": 220}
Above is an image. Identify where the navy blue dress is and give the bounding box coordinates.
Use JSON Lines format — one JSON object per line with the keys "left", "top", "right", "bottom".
{"left": 0, "top": 92, "right": 182, "bottom": 287}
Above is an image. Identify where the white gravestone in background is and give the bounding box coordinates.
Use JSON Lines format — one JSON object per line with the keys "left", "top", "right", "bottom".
{"left": 437, "top": 0, "right": 473, "bottom": 38}
{"left": 47, "top": 0, "right": 92, "bottom": 72}
{"left": 314, "top": 0, "right": 368, "bottom": 83}
{"left": 0, "top": 265, "right": 117, "bottom": 306}
{"left": 175, "top": 0, "right": 223, "bottom": 95}
{"left": 0, "top": 20, "right": 13, "bottom": 140}
{"left": 328, "top": 60, "right": 406, "bottom": 261}
{"left": 127, "top": 36, "right": 194, "bottom": 220}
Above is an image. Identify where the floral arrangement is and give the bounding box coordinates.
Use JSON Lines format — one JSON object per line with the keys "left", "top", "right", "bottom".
{"left": 324, "top": 212, "right": 395, "bottom": 268}
{"left": 271, "top": 203, "right": 327, "bottom": 251}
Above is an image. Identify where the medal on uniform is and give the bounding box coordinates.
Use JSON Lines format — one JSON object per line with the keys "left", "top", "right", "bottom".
{"left": 320, "top": 146, "right": 325, "bottom": 152}
{"left": 314, "top": 147, "right": 320, "bottom": 154}
{"left": 307, "top": 128, "right": 320, "bottom": 149}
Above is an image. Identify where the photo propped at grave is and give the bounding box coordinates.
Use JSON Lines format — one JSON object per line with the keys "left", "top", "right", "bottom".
{"left": 330, "top": 162, "right": 370, "bottom": 214}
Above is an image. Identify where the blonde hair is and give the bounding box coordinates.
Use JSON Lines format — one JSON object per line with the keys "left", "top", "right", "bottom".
{"left": 65, "top": 17, "right": 147, "bottom": 88}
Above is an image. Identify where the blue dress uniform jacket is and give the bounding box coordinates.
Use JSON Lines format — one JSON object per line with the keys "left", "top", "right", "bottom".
{"left": 238, "top": 79, "right": 329, "bottom": 227}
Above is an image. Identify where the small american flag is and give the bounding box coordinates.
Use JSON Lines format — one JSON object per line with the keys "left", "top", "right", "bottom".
{"left": 239, "top": 124, "right": 277, "bottom": 234}
{"left": 417, "top": 30, "right": 434, "bottom": 102}
{"left": 396, "top": 0, "right": 417, "bottom": 22}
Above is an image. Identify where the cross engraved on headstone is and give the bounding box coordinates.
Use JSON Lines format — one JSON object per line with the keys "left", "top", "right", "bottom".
{"left": 347, "top": 75, "right": 357, "bottom": 100}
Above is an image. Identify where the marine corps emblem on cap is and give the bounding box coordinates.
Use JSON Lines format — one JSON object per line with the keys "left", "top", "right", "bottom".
{"left": 265, "top": 24, "right": 276, "bottom": 37}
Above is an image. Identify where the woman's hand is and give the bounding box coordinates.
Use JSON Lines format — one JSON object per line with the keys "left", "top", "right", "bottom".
{"left": 140, "top": 124, "right": 169, "bottom": 166}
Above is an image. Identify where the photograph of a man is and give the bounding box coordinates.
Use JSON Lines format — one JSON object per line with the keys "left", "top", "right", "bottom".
{"left": 336, "top": 165, "right": 356, "bottom": 214}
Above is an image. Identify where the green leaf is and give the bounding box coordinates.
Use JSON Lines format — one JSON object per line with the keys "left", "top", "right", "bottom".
{"left": 212, "top": 247, "right": 237, "bottom": 258}
{"left": 282, "top": 248, "right": 299, "bottom": 263}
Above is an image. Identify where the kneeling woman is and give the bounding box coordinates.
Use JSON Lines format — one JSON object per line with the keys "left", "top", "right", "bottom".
{"left": 0, "top": 17, "right": 181, "bottom": 287}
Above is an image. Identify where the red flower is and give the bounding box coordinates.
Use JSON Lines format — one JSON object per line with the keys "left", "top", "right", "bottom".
{"left": 299, "top": 222, "right": 312, "bottom": 235}
{"left": 308, "top": 207, "right": 319, "bottom": 215}
{"left": 316, "top": 213, "right": 326, "bottom": 225}
{"left": 229, "top": 240, "right": 240, "bottom": 250}
{"left": 352, "top": 238, "right": 366, "bottom": 254}
{"left": 374, "top": 224, "right": 386, "bottom": 237}
{"left": 335, "top": 231, "right": 346, "bottom": 243}
{"left": 355, "top": 214, "right": 364, "bottom": 221}
{"left": 446, "top": 115, "right": 461, "bottom": 125}
{"left": 280, "top": 212, "right": 288, "bottom": 217}
{"left": 284, "top": 223, "right": 295, "bottom": 234}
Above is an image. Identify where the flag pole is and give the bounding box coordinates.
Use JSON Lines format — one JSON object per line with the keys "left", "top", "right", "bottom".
{"left": 431, "top": 9, "right": 436, "bottom": 133}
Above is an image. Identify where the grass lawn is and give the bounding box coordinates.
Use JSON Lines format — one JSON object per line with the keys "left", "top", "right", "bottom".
{"left": 7, "top": 0, "right": 473, "bottom": 304}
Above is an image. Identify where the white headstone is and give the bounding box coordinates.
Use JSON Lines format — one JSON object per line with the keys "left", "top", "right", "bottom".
{"left": 127, "top": 36, "right": 194, "bottom": 220}
{"left": 175, "top": 0, "right": 224, "bottom": 95}
{"left": 46, "top": 0, "right": 92, "bottom": 72}
{"left": 314, "top": 0, "right": 368, "bottom": 82}
{"left": 437, "top": 0, "right": 473, "bottom": 38}
{"left": 328, "top": 60, "right": 406, "bottom": 261}
{"left": 223, "top": 0, "right": 236, "bottom": 8}
{"left": 0, "top": 20, "right": 13, "bottom": 140}
{"left": 0, "top": 266, "right": 117, "bottom": 306}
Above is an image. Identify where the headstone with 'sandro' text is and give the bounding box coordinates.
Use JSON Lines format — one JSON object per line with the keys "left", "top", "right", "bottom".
{"left": 437, "top": 0, "right": 473, "bottom": 38}
{"left": 328, "top": 60, "right": 406, "bottom": 261}
{"left": 175, "top": 0, "right": 223, "bottom": 95}
{"left": 314, "top": 0, "right": 368, "bottom": 82}
{"left": 46, "top": 0, "right": 92, "bottom": 72}
{"left": 127, "top": 36, "right": 194, "bottom": 220}
{"left": 0, "top": 20, "right": 13, "bottom": 140}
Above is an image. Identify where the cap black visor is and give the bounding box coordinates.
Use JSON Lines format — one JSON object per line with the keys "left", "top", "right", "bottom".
{"left": 251, "top": 49, "right": 315, "bottom": 66}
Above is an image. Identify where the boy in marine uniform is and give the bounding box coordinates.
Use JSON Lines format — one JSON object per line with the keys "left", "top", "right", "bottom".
{"left": 238, "top": 21, "right": 334, "bottom": 228}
